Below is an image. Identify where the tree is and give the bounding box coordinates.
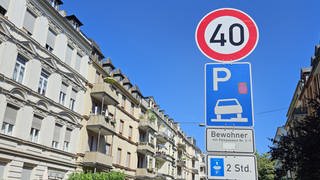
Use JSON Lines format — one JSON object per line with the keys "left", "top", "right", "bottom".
{"left": 256, "top": 152, "right": 275, "bottom": 180}
{"left": 270, "top": 97, "right": 320, "bottom": 179}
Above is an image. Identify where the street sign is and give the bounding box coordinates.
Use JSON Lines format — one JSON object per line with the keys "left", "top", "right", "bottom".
{"left": 205, "top": 62, "right": 254, "bottom": 127}
{"left": 206, "top": 128, "right": 254, "bottom": 153}
{"left": 195, "top": 8, "right": 259, "bottom": 62}
{"left": 207, "top": 155, "right": 257, "bottom": 180}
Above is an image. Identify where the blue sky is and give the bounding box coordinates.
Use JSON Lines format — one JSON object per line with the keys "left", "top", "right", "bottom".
{"left": 62, "top": 1, "right": 320, "bottom": 153}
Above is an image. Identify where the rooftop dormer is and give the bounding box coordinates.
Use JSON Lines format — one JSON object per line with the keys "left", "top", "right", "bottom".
{"left": 131, "top": 85, "right": 142, "bottom": 97}
{"left": 102, "top": 58, "right": 115, "bottom": 74}
{"left": 47, "top": 0, "right": 63, "bottom": 10}
{"left": 90, "top": 39, "right": 105, "bottom": 62}
{"left": 112, "top": 69, "right": 125, "bottom": 82}
{"left": 66, "top": 14, "right": 83, "bottom": 31}
{"left": 122, "top": 76, "right": 133, "bottom": 90}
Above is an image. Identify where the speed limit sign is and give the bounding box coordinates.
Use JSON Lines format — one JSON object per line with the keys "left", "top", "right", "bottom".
{"left": 195, "top": 8, "right": 259, "bottom": 62}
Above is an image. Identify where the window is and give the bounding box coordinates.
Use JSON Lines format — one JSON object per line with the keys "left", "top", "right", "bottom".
{"left": 63, "top": 141, "right": 69, "bottom": 151}
{"left": 21, "top": 165, "right": 33, "bottom": 180}
{"left": 30, "top": 128, "right": 39, "bottom": 143}
{"left": 117, "top": 148, "right": 122, "bottom": 164}
{"left": 46, "top": 28, "right": 56, "bottom": 52}
{"left": 0, "top": 0, "right": 9, "bottom": 15}
{"left": 59, "top": 83, "right": 67, "bottom": 105}
{"left": 130, "top": 102, "right": 134, "bottom": 115}
{"left": 1, "top": 104, "right": 18, "bottom": 135}
{"left": 148, "top": 158, "right": 153, "bottom": 169}
{"left": 192, "top": 160, "right": 195, "bottom": 168}
{"left": 30, "top": 115, "right": 42, "bottom": 143}
{"left": 126, "top": 152, "right": 131, "bottom": 168}
{"left": 75, "top": 53, "right": 82, "bottom": 71}
{"left": 105, "top": 143, "right": 110, "bottom": 155}
{"left": 52, "top": 124, "right": 62, "bottom": 149}
{"left": 119, "top": 120, "right": 124, "bottom": 134}
{"left": 128, "top": 126, "right": 133, "bottom": 141}
{"left": 38, "top": 70, "right": 49, "bottom": 95}
{"left": 13, "top": 55, "right": 27, "bottom": 83}
{"left": 65, "top": 45, "right": 73, "bottom": 65}
{"left": 177, "top": 166, "right": 182, "bottom": 176}
{"left": 121, "top": 96, "right": 126, "bottom": 108}
{"left": 64, "top": 128, "right": 72, "bottom": 151}
{"left": 1, "top": 122, "right": 13, "bottom": 135}
{"left": 69, "top": 89, "right": 77, "bottom": 111}
{"left": 23, "top": 9, "right": 36, "bottom": 35}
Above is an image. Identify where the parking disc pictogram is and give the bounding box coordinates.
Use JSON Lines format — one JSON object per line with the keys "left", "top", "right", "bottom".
{"left": 195, "top": 8, "right": 259, "bottom": 62}
{"left": 205, "top": 62, "right": 254, "bottom": 127}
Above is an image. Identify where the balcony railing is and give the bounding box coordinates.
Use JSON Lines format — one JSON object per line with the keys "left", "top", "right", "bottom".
{"left": 87, "top": 115, "right": 116, "bottom": 135}
{"left": 139, "top": 118, "right": 157, "bottom": 132}
{"left": 91, "top": 83, "right": 118, "bottom": 105}
{"left": 177, "top": 159, "right": 186, "bottom": 167}
{"left": 136, "top": 168, "right": 156, "bottom": 178}
{"left": 177, "top": 142, "right": 186, "bottom": 151}
{"left": 83, "top": 151, "right": 113, "bottom": 168}
{"left": 137, "top": 142, "right": 156, "bottom": 154}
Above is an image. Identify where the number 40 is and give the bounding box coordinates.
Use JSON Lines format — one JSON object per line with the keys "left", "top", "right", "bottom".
{"left": 210, "top": 23, "right": 245, "bottom": 46}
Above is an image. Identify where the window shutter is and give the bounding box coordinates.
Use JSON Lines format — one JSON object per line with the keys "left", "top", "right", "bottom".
{"left": 65, "top": 45, "right": 73, "bottom": 65}
{"left": 61, "top": 83, "right": 67, "bottom": 93}
{"left": 64, "top": 128, "right": 72, "bottom": 142}
{"left": 53, "top": 124, "right": 61, "bottom": 141}
{"left": 31, "top": 115, "right": 42, "bottom": 130}
{"left": 4, "top": 105, "right": 18, "bottom": 124}
{"left": 71, "top": 89, "right": 77, "bottom": 100}
{"left": 0, "top": 0, "right": 9, "bottom": 10}
{"left": 23, "top": 10, "right": 36, "bottom": 34}
{"left": 47, "top": 29, "right": 56, "bottom": 48}
{"left": 75, "top": 53, "right": 82, "bottom": 71}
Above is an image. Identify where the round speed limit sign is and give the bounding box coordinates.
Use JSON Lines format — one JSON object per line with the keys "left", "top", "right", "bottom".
{"left": 195, "top": 8, "right": 259, "bottom": 62}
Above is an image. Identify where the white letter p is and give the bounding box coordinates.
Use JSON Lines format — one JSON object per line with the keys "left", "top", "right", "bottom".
{"left": 213, "top": 68, "right": 231, "bottom": 91}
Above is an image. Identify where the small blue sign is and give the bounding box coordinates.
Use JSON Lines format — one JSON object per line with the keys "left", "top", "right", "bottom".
{"left": 206, "top": 62, "right": 254, "bottom": 126}
{"left": 210, "top": 158, "right": 224, "bottom": 176}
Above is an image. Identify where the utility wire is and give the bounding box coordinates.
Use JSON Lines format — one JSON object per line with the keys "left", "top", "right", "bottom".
{"left": 176, "top": 107, "right": 288, "bottom": 124}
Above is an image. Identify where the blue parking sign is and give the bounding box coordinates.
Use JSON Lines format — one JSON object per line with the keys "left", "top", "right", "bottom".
{"left": 205, "top": 62, "right": 254, "bottom": 127}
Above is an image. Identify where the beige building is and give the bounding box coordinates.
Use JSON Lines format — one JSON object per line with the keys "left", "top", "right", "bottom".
{"left": 0, "top": 0, "right": 205, "bottom": 179}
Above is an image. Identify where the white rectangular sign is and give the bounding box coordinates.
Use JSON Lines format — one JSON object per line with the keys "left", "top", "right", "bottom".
{"left": 207, "top": 155, "right": 257, "bottom": 180}
{"left": 206, "top": 128, "right": 254, "bottom": 153}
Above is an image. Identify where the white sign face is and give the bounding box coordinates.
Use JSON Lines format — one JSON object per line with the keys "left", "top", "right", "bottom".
{"left": 195, "top": 8, "right": 259, "bottom": 62}
{"left": 207, "top": 155, "right": 257, "bottom": 180}
{"left": 206, "top": 128, "right": 254, "bottom": 153}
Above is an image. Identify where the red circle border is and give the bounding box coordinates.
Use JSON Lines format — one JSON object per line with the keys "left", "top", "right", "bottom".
{"left": 196, "top": 8, "right": 259, "bottom": 62}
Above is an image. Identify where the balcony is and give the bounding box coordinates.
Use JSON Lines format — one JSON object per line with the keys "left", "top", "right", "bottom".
{"left": 177, "top": 159, "right": 186, "bottom": 167}
{"left": 83, "top": 151, "right": 113, "bottom": 168}
{"left": 177, "top": 142, "right": 186, "bottom": 151}
{"left": 155, "top": 151, "right": 168, "bottom": 162}
{"left": 91, "top": 83, "right": 118, "bottom": 105}
{"left": 139, "top": 118, "right": 157, "bottom": 132}
{"left": 156, "top": 131, "right": 171, "bottom": 144}
{"left": 137, "top": 142, "right": 156, "bottom": 154}
{"left": 87, "top": 115, "right": 116, "bottom": 135}
{"left": 191, "top": 167, "right": 199, "bottom": 174}
{"left": 136, "top": 168, "right": 156, "bottom": 179}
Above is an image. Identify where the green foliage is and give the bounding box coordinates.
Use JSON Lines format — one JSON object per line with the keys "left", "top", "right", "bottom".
{"left": 256, "top": 152, "right": 275, "bottom": 180}
{"left": 270, "top": 97, "right": 320, "bottom": 179}
{"left": 68, "top": 171, "right": 125, "bottom": 180}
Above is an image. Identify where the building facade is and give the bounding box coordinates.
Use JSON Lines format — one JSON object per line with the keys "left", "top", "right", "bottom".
{"left": 273, "top": 45, "right": 320, "bottom": 179}
{"left": 0, "top": 0, "right": 205, "bottom": 180}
